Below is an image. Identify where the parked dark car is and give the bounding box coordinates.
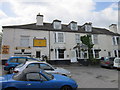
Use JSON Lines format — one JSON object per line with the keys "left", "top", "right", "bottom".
{"left": 100, "top": 57, "right": 115, "bottom": 69}
{"left": 4, "top": 56, "right": 41, "bottom": 74}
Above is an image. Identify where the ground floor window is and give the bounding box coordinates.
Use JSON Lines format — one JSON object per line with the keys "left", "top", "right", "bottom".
{"left": 76, "top": 49, "right": 81, "bottom": 58}
{"left": 108, "top": 52, "right": 111, "bottom": 57}
{"left": 94, "top": 50, "right": 99, "bottom": 58}
{"left": 14, "top": 52, "right": 31, "bottom": 57}
{"left": 55, "top": 49, "right": 65, "bottom": 59}
{"left": 118, "top": 50, "right": 120, "bottom": 57}
{"left": 36, "top": 51, "right": 41, "bottom": 58}
{"left": 114, "top": 50, "right": 117, "bottom": 57}
{"left": 58, "top": 49, "right": 65, "bottom": 58}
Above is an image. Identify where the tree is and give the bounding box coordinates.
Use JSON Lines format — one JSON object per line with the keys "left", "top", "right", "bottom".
{"left": 81, "top": 34, "right": 94, "bottom": 62}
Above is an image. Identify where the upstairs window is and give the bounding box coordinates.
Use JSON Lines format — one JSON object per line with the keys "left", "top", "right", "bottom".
{"left": 68, "top": 21, "right": 78, "bottom": 30}
{"left": 75, "top": 34, "right": 80, "bottom": 44}
{"left": 53, "top": 21, "right": 61, "bottom": 29}
{"left": 71, "top": 23, "right": 78, "bottom": 30}
{"left": 54, "top": 32, "right": 64, "bottom": 43}
{"left": 112, "top": 36, "right": 120, "bottom": 45}
{"left": 20, "top": 36, "right": 29, "bottom": 47}
{"left": 92, "top": 35, "right": 98, "bottom": 44}
{"left": 85, "top": 25, "right": 92, "bottom": 32}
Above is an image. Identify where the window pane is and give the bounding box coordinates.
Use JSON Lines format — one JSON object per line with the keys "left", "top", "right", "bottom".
{"left": 58, "top": 49, "right": 64, "bottom": 58}
{"left": 93, "top": 35, "right": 98, "bottom": 44}
{"left": 20, "top": 36, "right": 29, "bottom": 47}
{"left": 75, "top": 34, "right": 80, "bottom": 43}
{"left": 10, "top": 58, "right": 18, "bottom": 63}
{"left": 26, "top": 73, "right": 40, "bottom": 81}
{"left": 58, "top": 33, "right": 64, "bottom": 42}
{"left": 36, "top": 51, "right": 41, "bottom": 58}
{"left": 40, "top": 64, "right": 52, "bottom": 70}
{"left": 27, "top": 63, "right": 39, "bottom": 68}
{"left": 18, "top": 58, "right": 26, "bottom": 63}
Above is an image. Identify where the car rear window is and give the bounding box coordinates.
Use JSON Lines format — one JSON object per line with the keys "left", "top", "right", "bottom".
{"left": 115, "top": 59, "right": 120, "bottom": 63}
{"left": 18, "top": 58, "right": 26, "bottom": 63}
{"left": 9, "top": 58, "right": 18, "bottom": 63}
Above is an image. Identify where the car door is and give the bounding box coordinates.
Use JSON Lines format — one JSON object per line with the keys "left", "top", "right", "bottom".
{"left": 18, "top": 72, "right": 56, "bottom": 90}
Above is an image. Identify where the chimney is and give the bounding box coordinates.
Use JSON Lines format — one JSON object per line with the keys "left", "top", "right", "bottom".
{"left": 36, "top": 13, "right": 43, "bottom": 26}
{"left": 109, "top": 24, "right": 117, "bottom": 33}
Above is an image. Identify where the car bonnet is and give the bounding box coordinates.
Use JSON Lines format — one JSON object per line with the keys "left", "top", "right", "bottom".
{"left": 54, "top": 67, "right": 70, "bottom": 74}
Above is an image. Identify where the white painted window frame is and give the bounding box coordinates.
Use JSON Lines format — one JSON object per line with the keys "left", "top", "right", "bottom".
{"left": 54, "top": 32, "right": 65, "bottom": 43}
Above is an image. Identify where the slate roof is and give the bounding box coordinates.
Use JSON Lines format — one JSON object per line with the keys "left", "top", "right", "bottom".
{"left": 2, "top": 23, "right": 120, "bottom": 36}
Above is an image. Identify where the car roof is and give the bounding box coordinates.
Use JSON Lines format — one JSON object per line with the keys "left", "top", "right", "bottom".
{"left": 13, "top": 67, "right": 42, "bottom": 81}
{"left": 25, "top": 61, "right": 47, "bottom": 64}
{"left": 114, "top": 57, "right": 120, "bottom": 59}
{"left": 10, "top": 56, "right": 30, "bottom": 58}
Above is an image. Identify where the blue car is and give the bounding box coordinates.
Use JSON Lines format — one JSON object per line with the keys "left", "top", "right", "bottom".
{"left": 4, "top": 56, "right": 41, "bottom": 73}
{"left": 0, "top": 68, "right": 78, "bottom": 90}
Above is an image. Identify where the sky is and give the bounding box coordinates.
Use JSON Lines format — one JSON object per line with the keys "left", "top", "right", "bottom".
{"left": 0, "top": 0, "right": 119, "bottom": 33}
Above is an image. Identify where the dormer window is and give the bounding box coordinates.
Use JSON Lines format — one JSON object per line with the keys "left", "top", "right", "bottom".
{"left": 84, "top": 22, "right": 92, "bottom": 32}
{"left": 53, "top": 20, "right": 61, "bottom": 29}
{"left": 69, "top": 21, "right": 78, "bottom": 30}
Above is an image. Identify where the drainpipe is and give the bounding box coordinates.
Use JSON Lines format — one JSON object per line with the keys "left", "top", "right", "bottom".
{"left": 49, "top": 31, "right": 51, "bottom": 61}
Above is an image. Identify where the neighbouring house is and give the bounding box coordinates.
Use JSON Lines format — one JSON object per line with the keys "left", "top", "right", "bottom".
{"left": 2, "top": 13, "right": 120, "bottom": 64}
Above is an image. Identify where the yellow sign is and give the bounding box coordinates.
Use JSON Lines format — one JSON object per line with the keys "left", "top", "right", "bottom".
{"left": 2, "top": 45, "right": 10, "bottom": 54}
{"left": 33, "top": 39, "right": 46, "bottom": 47}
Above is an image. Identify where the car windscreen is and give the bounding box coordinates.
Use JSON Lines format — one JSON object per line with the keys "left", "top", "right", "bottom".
{"left": 42, "top": 71, "right": 54, "bottom": 80}
{"left": 115, "top": 59, "right": 120, "bottom": 63}
{"left": 16, "top": 63, "right": 25, "bottom": 68}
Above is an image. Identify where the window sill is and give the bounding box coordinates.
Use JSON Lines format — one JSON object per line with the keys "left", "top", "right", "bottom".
{"left": 54, "top": 42, "right": 66, "bottom": 44}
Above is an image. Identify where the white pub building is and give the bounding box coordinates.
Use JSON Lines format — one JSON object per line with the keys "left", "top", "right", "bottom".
{"left": 2, "top": 13, "right": 120, "bottom": 64}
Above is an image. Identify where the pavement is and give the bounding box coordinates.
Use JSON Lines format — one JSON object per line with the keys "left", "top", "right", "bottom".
{"left": 0, "top": 63, "right": 119, "bottom": 89}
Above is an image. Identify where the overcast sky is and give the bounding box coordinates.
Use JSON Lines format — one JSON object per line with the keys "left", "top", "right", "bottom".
{"left": 0, "top": 0, "right": 119, "bottom": 33}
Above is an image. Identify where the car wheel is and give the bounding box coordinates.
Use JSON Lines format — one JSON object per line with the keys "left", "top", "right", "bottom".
{"left": 117, "top": 68, "right": 120, "bottom": 71}
{"left": 61, "top": 85, "right": 72, "bottom": 90}
{"left": 110, "top": 65, "right": 113, "bottom": 69}
{"left": 9, "top": 68, "right": 14, "bottom": 74}
{"left": 100, "top": 66, "right": 104, "bottom": 68}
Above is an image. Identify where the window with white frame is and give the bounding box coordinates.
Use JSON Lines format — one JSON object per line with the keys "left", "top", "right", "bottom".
{"left": 112, "top": 36, "right": 120, "bottom": 45}
{"left": 53, "top": 22, "right": 61, "bottom": 29}
{"left": 54, "top": 32, "right": 64, "bottom": 43}
{"left": 112, "top": 37, "right": 116, "bottom": 45}
{"left": 92, "top": 35, "right": 98, "bottom": 44}
{"left": 85, "top": 25, "right": 92, "bottom": 32}
{"left": 116, "top": 37, "right": 120, "bottom": 45}
{"left": 71, "top": 23, "right": 78, "bottom": 30}
{"left": 76, "top": 49, "right": 81, "bottom": 58}
{"left": 94, "top": 50, "right": 99, "bottom": 58}
{"left": 75, "top": 34, "right": 80, "bottom": 43}
{"left": 55, "top": 49, "right": 65, "bottom": 59}
{"left": 114, "top": 50, "right": 117, "bottom": 57}
{"left": 20, "top": 36, "right": 29, "bottom": 47}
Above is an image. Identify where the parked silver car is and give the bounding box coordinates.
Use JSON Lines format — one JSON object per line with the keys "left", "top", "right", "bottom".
{"left": 14, "top": 61, "right": 71, "bottom": 77}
